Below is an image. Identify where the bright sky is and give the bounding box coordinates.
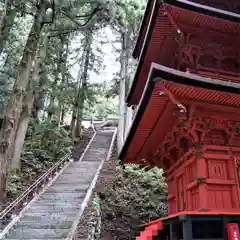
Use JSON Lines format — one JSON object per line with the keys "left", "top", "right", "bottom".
{"left": 69, "top": 26, "right": 121, "bottom": 85}
{"left": 66, "top": 26, "right": 120, "bottom": 123}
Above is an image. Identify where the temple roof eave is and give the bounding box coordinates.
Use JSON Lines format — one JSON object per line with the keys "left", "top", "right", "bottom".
{"left": 126, "top": 0, "right": 240, "bottom": 106}
{"left": 168, "top": 0, "right": 240, "bottom": 22}
{"left": 119, "top": 63, "right": 240, "bottom": 163}
{"left": 132, "top": 0, "right": 155, "bottom": 59}
{"left": 133, "top": 0, "right": 240, "bottom": 60}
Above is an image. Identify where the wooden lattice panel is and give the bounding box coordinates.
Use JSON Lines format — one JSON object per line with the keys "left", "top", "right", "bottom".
{"left": 165, "top": 145, "right": 240, "bottom": 214}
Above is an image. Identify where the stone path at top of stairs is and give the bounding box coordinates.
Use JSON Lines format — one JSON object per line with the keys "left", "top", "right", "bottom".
{"left": 3, "top": 130, "right": 115, "bottom": 240}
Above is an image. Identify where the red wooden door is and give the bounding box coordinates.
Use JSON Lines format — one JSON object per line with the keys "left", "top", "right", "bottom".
{"left": 177, "top": 175, "right": 186, "bottom": 211}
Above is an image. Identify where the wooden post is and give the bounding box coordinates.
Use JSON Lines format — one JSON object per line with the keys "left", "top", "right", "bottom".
{"left": 197, "top": 156, "right": 208, "bottom": 210}
{"left": 170, "top": 223, "right": 178, "bottom": 240}
{"left": 182, "top": 217, "right": 192, "bottom": 240}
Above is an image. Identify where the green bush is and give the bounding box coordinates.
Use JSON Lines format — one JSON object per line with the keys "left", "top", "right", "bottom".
{"left": 7, "top": 120, "right": 72, "bottom": 200}
{"left": 100, "top": 165, "right": 168, "bottom": 239}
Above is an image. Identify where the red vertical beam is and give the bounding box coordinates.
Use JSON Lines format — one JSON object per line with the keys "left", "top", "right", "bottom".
{"left": 227, "top": 156, "right": 240, "bottom": 208}
{"left": 197, "top": 156, "right": 208, "bottom": 210}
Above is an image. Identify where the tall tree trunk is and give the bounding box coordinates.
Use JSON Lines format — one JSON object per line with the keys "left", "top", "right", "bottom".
{"left": 11, "top": 62, "right": 40, "bottom": 170}
{"left": 32, "top": 67, "right": 47, "bottom": 121}
{"left": 70, "top": 106, "right": 77, "bottom": 136}
{"left": 60, "top": 107, "right": 65, "bottom": 125}
{"left": 70, "top": 61, "right": 83, "bottom": 137}
{"left": 11, "top": 27, "right": 49, "bottom": 170}
{"left": 0, "top": 1, "right": 47, "bottom": 204}
{"left": 0, "top": 0, "right": 17, "bottom": 55}
{"left": 47, "top": 40, "right": 62, "bottom": 120}
{"left": 124, "top": 38, "right": 135, "bottom": 138}
{"left": 71, "top": 30, "right": 92, "bottom": 139}
{"left": 57, "top": 37, "right": 69, "bottom": 127}
{"left": 74, "top": 30, "right": 92, "bottom": 139}
{"left": 117, "top": 32, "right": 128, "bottom": 154}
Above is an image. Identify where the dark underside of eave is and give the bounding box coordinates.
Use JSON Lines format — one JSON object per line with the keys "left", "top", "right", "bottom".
{"left": 132, "top": 0, "right": 154, "bottom": 59}
{"left": 119, "top": 65, "right": 240, "bottom": 162}
{"left": 126, "top": 0, "right": 240, "bottom": 106}
{"left": 166, "top": 0, "right": 240, "bottom": 22}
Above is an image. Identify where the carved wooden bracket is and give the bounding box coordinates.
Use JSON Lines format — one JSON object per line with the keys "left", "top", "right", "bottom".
{"left": 225, "top": 121, "right": 240, "bottom": 145}
{"left": 174, "top": 41, "right": 240, "bottom": 79}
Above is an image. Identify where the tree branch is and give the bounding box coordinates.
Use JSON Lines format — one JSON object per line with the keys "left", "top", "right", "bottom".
{"left": 49, "top": 28, "right": 79, "bottom": 37}
{"left": 60, "top": 5, "right": 101, "bottom": 28}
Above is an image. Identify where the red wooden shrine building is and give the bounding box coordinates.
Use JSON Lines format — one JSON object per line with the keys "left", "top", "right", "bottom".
{"left": 119, "top": 0, "right": 240, "bottom": 239}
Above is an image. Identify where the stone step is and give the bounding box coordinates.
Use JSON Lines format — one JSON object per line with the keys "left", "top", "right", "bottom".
{"left": 54, "top": 179, "right": 92, "bottom": 184}
{"left": 33, "top": 199, "right": 82, "bottom": 206}
{"left": 45, "top": 185, "right": 89, "bottom": 193}
{"left": 24, "top": 211, "right": 78, "bottom": 217}
{"left": 16, "top": 219, "right": 73, "bottom": 229}
{"left": 47, "top": 183, "right": 90, "bottom": 189}
{"left": 61, "top": 169, "right": 97, "bottom": 174}
{"left": 3, "top": 130, "right": 115, "bottom": 240}
{"left": 28, "top": 204, "right": 81, "bottom": 212}
{"left": 64, "top": 163, "right": 100, "bottom": 168}
{"left": 6, "top": 228, "right": 69, "bottom": 239}
{"left": 26, "top": 206, "right": 79, "bottom": 214}
{"left": 5, "top": 239, "right": 64, "bottom": 240}
{"left": 65, "top": 162, "right": 100, "bottom": 168}
{"left": 59, "top": 171, "right": 97, "bottom": 177}
{"left": 19, "top": 213, "right": 76, "bottom": 222}
{"left": 39, "top": 192, "right": 85, "bottom": 200}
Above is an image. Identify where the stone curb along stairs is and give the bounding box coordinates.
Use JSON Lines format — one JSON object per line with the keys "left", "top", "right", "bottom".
{"left": 1, "top": 128, "right": 117, "bottom": 240}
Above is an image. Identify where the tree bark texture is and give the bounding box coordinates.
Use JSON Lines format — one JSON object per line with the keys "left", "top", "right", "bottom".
{"left": 70, "top": 58, "right": 83, "bottom": 137}
{"left": 72, "top": 29, "right": 92, "bottom": 139}
{"left": 47, "top": 39, "right": 62, "bottom": 120}
{"left": 0, "top": 0, "right": 17, "bottom": 55}
{"left": 60, "top": 107, "right": 65, "bottom": 125}
{"left": 0, "top": 1, "right": 47, "bottom": 204}
{"left": 57, "top": 37, "right": 69, "bottom": 127}
{"left": 32, "top": 26, "right": 52, "bottom": 121}
{"left": 117, "top": 27, "right": 134, "bottom": 154}
{"left": 11, "top": 61, "right": 41, "bottom": 170}
{"left": 11, "top": 26, "right": 50, "bottom": 170}
{"left": 32, "top": 70, "right": 47, "bottom": 121}
{"left": 75, "top": 31, "right": 92, "bottom": 138}
{"left": 117, "top": 32, "right": 129, "bottom": 154}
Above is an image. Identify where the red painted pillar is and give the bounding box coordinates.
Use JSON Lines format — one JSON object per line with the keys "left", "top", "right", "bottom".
{"left": 227, "top": 156, "right": 240, "bottom": 208}
{"left": 197, "top": 156, "right": 208, "bottom": 210}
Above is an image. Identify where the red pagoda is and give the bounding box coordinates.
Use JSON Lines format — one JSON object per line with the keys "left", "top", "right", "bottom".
{"left": 119, "top": 0, "right": 240, "bottom": 239}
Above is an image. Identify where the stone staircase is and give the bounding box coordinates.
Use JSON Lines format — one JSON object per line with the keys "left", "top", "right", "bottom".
{"left": 2, "top": 130, "right": 115, "bottom": 240}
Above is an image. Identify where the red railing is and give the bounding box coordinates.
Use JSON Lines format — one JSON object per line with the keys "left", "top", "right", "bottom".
{"left": 0, "top": 151, "right": 71, "bottom": 230}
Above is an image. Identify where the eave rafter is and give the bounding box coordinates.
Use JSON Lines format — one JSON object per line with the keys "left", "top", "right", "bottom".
{"left": 160, "top": 4, "right": 186, "bottom": 43}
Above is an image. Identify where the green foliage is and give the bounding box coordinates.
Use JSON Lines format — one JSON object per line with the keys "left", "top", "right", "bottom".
{"left": 84, "top": 84, "right": 118, "bottom": 119}
{"left": 25, "top": 120, "right": 72, "bottom": 158}
{"left": 116, "top": 0, "right": 145, "bottom": 29}
{"left": 0, "top": 14, "right": 33, "bottom": 116}
{"left": 7, "top": 173, "right": 23, "bottom": 197}
{"left": 2, "top": 0, "right": 144, "bottom": 211}
{"left": 7, "top": 120, "right": 72, "bottom": 200}
{"left": 100, "top": 165, "right": 168, "bottom": 239}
